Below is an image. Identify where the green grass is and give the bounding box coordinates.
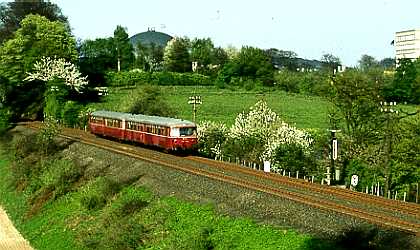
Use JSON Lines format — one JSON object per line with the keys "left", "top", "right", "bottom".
{"left": 89, "top": 86, "right": 331, "bottom": 130}
{"left": 0, "top": 144, "right": 336, "bottom": 250}
{"left": 0, "top": 155, "right": 85, "bottom": 250}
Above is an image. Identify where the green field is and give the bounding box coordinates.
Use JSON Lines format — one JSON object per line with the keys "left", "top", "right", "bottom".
{"left": 90, "top": 86, "right": 331, "bottom": 131}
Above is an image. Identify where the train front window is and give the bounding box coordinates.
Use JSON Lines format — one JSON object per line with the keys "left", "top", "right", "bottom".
{"left": 179, "top": 127, "right": 196, "bottom": 136}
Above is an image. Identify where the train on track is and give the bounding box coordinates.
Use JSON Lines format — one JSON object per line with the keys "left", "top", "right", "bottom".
{"left": 89, "top": 110, "right": 198, "bottom": 151}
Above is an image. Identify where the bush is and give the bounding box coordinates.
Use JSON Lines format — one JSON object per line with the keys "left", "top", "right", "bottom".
{"left": 61, "top": 101, "right": 82, "bottom": 128}
{"left": 39, "top": 159, "right": 84, "bottom": 199}
{"left": 105, "top": 71, "right": 213, "bottom": 87}
{"left": 80, "top": 177, "right": 124, "bottom": 210}
{"left": 107, "top": 186, "right": 152, "bottom": 217}
{"left": 272, "top": 143, "right": 316, "bottom": 175}
{"left": 123, "top": 85, "right": 175, "bottom": 117}
{"left": 0, "top": 107, "right": 11, "bottom": 134}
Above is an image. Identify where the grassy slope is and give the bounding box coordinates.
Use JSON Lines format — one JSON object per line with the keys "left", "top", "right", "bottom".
{"left": 90, "top": 86, "right": 331, "bottom": 130}
{"left": 0, "top": 147, "right": 333, "bottom": 250}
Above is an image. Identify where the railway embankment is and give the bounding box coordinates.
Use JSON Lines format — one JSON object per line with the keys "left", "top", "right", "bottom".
{"left": 1, "top": 125, "right": 419, "bottom": 249}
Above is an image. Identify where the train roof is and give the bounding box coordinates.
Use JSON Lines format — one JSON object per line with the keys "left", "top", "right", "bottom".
{"left": 91, "top": 110, "right": 196, "bottom": 127}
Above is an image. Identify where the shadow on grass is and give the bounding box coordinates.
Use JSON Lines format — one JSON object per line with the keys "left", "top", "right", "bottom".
{"left": 306, "top": 225, "right": 419, "bottom": 250}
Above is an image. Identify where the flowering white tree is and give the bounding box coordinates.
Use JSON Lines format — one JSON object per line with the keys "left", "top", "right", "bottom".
{"left": 25, "top": 57, "right": 88, "bottom": 92}
{"left": 197, "top": 100, "right": 314, "bottom": 169}
{"left": 197, "top": 121, "right": 228, "bottom": 158}
{"left": 229, "top": 100, "right": 313, "bottom": 163}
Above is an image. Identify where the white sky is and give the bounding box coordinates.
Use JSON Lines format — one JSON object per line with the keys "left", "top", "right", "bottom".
{"left": 52, "top": 0, "right": 420, "bottom": 66}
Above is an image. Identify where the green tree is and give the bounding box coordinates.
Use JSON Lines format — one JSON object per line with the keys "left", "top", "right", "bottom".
{"left": 218, "top": 46, "right": 274, "bottom": 86}
{"left": 134, "top": 42, "right": 164, "bottom": 72}
{"left": 190, "top": 38, "right": 215, "bottom": 73}
{"left": 78, "top": 38, "right": 116, "bottom": 84}
{"left": 127, "top": 85, "right": 175, "bottom": 117}
{"left": 0, "top": 14, "right": 77, "bottom": 119}
{"left": 379, "top": 57, "right": 395, "bottom": 70}
{"left": 390, "top": 58, "right": 416, "bottom": 102}
{"left": 358, "top": 54, "right": 379, "bottom": 71}
{"left": 113, "top": 25, "right": 134, "bottom": 71}
{"left": 266, "top": 48, "right": 298, "bottom": 71}
{"left": 0, "top": 0, "right": 68, "bottom": 43}
{"left": 321, "top": 53, "right": 341, "bottom": 73}
{"left": 163, "top": 37, "right": 191, "bottom": 72}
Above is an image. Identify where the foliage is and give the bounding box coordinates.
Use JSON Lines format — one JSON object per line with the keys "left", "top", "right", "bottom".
{"left": 0, "top": 0, "right": 68, "bottom": 43}
{"left": 37, "top": 116, "right": 61, "bottom": 154}
{"left": 134, "top": 41, "right": 164, "bottom": 72}
{"left": 197, "top": 101, "right": 313, "bottom": 171}
{"left": 358, "top": 54, "right": 379, "bottom": 72}
{"left": 218, "top": 46, "right": 274, "bottom": 86}
{"left": 44, "top": 92, "right": 62, "bottom": 119}
{"left": 163, "top": 37, "right": 191, "bottom": 72}
{"left": 78, "top": 37, "right": 116, "bottom": 84}
{"left": 0, "top": 107, "right": 11, "bottom": 134}
{"left": 0, "top": 14, "right": 77, "bottom": 119}
{"left": 197, "top": 121, "right": 228, "bottom": 157}
{"left": 125, "top": 85, "right": 175, "bottom": 117}
{"left": 61, "top": 101, "right": 83, "bottom": 128}
{"left": 190, "top": 38, "right": 226, "bottom": 75}
{"left": 113, "top": 25, "right": 134, "bottom": 71}
{"left": 105, "top": 70, "right": 212, "bottom": 87}
{"left": 391, "top": 59, "right": 416, "bottom": 102}
{"left": 80, "top": 177, "right": 123, "bottom": 210}
{"left": 320, "top": 53, "right": 341, "bottom": 73}
{"left": 266, "top": 48, "right": 298, "bottom": 71}
{"left": 330, "top": 70, "right": 383, "bottom": 150}
{"left": 38, "top": 158, "right": 84, "bottom": 199}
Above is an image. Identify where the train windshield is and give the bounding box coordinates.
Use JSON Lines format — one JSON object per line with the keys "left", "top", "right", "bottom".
{"left": 179, "top": 127, "right": 196, "bottom": 136}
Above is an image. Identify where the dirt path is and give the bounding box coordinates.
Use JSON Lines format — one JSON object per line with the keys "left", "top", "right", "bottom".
{"left": 0, "top": 207, "right": 32, "bottom": 250}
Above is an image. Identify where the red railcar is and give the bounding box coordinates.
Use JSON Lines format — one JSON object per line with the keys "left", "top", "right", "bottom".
{"left": 89, "top": 110, "right": 198, "bottom": 151}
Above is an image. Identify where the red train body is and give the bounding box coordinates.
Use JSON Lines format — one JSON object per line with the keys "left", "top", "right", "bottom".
{"left": 89, "top": 110, "right": 198, "bottom": 151}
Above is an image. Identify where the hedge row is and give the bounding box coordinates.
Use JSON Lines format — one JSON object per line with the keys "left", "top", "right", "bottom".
{"left": 105, "top": 71, "right": 214, "bottom": 87}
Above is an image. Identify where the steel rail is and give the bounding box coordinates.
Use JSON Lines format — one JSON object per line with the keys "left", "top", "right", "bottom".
{"left": 21, "top": 123, "right": 420, "bottom": 236}
{"left": 187, "top": 156, "right": 420, "bottom": 218}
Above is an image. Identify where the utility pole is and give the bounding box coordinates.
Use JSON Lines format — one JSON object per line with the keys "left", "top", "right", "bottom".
{"left": 188, "top": 95, "right": 202, "bottom": 123}
{"left": 380, "top": 101, "right": 397, "bottom": 195}
{"left": 329, "top": 129, "right": 340, "bottom": 184}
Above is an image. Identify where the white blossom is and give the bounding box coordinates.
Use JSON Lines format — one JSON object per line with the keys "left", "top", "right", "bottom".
{"left": 228, "top": 100, "right": 313, "bottom": 162}
{"left": 25, "top": 57, "right": 88, "bottom": 92}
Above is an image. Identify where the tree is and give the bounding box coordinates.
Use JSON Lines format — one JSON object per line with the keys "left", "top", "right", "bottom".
{"left": 321, "top": 53, "right": 341, "bottom": 73}
{"left": 0, "top": 0, "right": 68, "bottom": 43}
{"left": 223, "top": 46, "right": 274, "bottom": 86}
{"left": 379, "top": 57, "right": 395, "bottom": 70}
{"left": 190, "top": 38, "right": 215, "bottom": 73}
{"left": 134, "top": 42, "right": 164, "bottom": 72}
{"left": 79, "top": 38, "right": 116, "bottom": 84}
{"left": 0, "top": 14, "right": 77, "bottom": 119}
{"left": 358, "top": 54, "right": 379, "bottom": 71}
{"left": 127, "top": 85, "right": 174, "bottom": 117}
{"left": 266, "top": 48, "right": 298, "bottom": 71}
{"left": 390, "top": 58, "right": 416, "bottom": 102}
{"left": 163, "top": 37, "right": 191, "bottom": 72}
{"left": 113, "top": 25, "right": 134, "bottom": 72}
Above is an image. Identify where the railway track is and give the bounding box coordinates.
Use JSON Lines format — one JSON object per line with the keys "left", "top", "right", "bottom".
{"left": 187, "top": 156, "right": 420, "bottom": 219}
{"left": 21, "top": 122, "right": 420, "bottom": 236}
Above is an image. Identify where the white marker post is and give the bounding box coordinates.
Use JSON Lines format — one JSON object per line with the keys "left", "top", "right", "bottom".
{"left": 263, "top": 161, "right": 270, "bottom": 173}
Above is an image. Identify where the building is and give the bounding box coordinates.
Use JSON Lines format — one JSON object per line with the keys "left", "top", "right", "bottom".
{"left": 395, "top": 29, "right": 420, "bottom": 61}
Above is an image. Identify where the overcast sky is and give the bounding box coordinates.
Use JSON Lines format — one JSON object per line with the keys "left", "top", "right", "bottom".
{"left": 52, "top": 0, "right": 420, "bottom": 66}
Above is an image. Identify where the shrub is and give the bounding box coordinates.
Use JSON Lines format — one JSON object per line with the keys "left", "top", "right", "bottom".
{"left": 61, "top": 101, "right": 82, "bottom": 128}
{"left": 106, "top": 186, "right": 152, "bottom": 217}
{"left": 80, "top": 177, "right": 124, "bottom": 210}
{"left": 0, "top": 107, "right": 11, "bottom": 134}
{"left": 39, "top": 158, "right": 84, "bottom": 199}
{"left": 105, "top": 71, "right": 213, "bottom": 87}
